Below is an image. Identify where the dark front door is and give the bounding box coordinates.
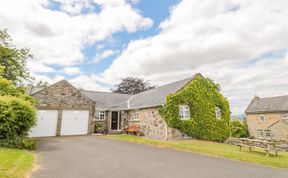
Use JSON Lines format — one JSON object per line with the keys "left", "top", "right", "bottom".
{"left": 111, "top": 111, "right": 118, "bottom": 130}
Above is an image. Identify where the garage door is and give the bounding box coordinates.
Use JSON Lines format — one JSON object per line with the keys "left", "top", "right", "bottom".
{"left": 60, "top": 110, "right": 89, "bottom": 136}
{"left": 29, "top": 110, "right": 58, "bottom": 137}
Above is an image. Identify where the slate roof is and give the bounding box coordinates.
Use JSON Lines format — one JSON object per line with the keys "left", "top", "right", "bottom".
{"left": 27, "top": 73, "right": 201, "bottom": 110}
{"left": 246, "top": 95, "right": 288, "bottom": 114}
{"left": 127, "top": 74, "right": 199, "bottom": 109}
{"left": 30, "top": 86, "right": 45, "bottom": 95}
{"left": 81, "top": 90, "right": 131, "bottom": 109}
{"left": 268, "top": 119, "right": 288, "bottom": 128}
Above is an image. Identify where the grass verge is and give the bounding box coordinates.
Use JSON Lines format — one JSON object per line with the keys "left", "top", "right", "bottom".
{"left": 0, "top": 148, "right": 35, "bottom": 178}
{"left": 105, "top": 135, "right": 288, "bottom": 168}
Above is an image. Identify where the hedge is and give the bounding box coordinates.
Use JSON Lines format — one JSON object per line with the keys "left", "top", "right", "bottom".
{"left": 0, "top": 95, "right": 36, "bottom": 140}
{"left": 230, "top": 119, "right": 249, "bottom": 138}
{"left": 160, "top": 75, "right": 230, "bottom": 142}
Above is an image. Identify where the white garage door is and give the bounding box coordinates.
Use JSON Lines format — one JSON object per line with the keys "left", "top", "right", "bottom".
{"left": 60, "top": 110, "right": 89, "bottom": 136}
{"left": 29, "top": 110, "right": 58, "bottom": 137}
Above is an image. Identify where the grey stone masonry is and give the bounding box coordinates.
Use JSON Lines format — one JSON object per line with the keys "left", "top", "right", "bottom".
{"left": 32, "top": 80, "right": 95, "bottom": 135}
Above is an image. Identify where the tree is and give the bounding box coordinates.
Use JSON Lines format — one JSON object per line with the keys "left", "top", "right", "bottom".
{"left": 0, "top": 64, "right": 36, "bottom": 149}
{"left": 0, "top": 29, "right": 32, "bottom": 85}
{"left": 229, "top": 119, "right": 249, "bottom": 138}
{"left": 36, "top": 80, "right": 49, "bottom": 88}
{"left": 112, "top": 77, "right": 155, "bottom": 95}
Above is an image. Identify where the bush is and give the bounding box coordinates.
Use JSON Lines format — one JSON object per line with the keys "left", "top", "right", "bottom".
{"left": 0, "top": 136, "right": 36, "bottom": 150}
{"left": 229, "top": 119, "right": 249, "bottom": 138}
{"left": 160, "top": 75, "right": 230, "bottom": 142}
{"left": 0, "top": 96, "right": 36, "bottom": 140}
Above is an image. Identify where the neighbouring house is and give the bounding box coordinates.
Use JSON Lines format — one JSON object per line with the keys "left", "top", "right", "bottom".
{"left": 245, "top": 96, "right": 288, "bottom": 141}
{"left": 27, "top": 73, "right": 230, "bottom": 141}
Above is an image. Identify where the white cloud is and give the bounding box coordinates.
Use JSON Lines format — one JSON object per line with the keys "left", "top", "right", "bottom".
{"left": 69, "top": 74, "right": 109, "bottom": 91}
{"left": 96, "top": 0, "right": 288, "bottom": 114}
{"left": 0, "top": 0, "right": 152, "bottom": 67}
{"left": 63, "top": 67, "right": 82, "bottom": 75}
{"left": 27, "top": 61, "right": 55, "bottom": 73}
{"left": 94, "top": 49, "right": 118, "bottom": 62}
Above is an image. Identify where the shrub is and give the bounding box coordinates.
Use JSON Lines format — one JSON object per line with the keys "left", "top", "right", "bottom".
{"left": 0, "top": 96, "right": 36, "bottom": 140}
{"left": 0, "top": 136, "right": 36, "bottom": 150}
{"left": 229, "top": 119, "right": 249, "bottom": 138}
{"left": 160, "top": 75, "right": 230, "bottom": 142}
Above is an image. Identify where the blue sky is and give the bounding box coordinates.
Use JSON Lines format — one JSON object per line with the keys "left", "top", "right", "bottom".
{"left": 0, "top": 0, "right": 288, "bottom": 115}
{"left": 77, "top": 0, "right": 178, "bottom": 76}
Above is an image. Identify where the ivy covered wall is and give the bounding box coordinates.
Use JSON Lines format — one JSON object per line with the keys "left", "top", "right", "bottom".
{"left": 160, "top": 75, "right": 230, "bottom": 142}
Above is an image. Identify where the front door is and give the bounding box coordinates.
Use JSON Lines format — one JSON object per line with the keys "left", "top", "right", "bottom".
{"left": 111, "top": 111, "right": 118, "bottom": 130}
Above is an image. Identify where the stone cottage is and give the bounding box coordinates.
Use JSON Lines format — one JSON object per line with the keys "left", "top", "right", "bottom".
{"left": 28, "top": 73, "right": 227, "bottom": 140}
{"left": 246, "top": 95, "right": 288, "bottom": 141}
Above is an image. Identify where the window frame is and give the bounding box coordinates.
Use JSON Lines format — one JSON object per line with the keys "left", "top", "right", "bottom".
{"left": 95, "top": 111, "right": 105, "bottom": 121}
{"left": 133, "top": 111, "right": 139, "bottom": 121}
{"left": 215, "top": 106, "right": 221, "bottom": 120}
{"left": 179, "top": 105, "right": 190, "bottom": 120}
{"left": 281, "top": 113, "right": 288, "bottom": 120}
{"left": 259, "top": 114, "right": 265, "bottom": 123}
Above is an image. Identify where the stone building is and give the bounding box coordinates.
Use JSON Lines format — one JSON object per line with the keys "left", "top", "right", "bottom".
{"left": 245, "top": 96, "right": 288, "bottom": 141}
{"left": 28, "top": 73, "right": 225, "bottom": 140}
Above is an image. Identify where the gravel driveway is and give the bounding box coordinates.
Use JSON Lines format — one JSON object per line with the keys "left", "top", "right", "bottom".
{"left": 31, "top": 136, "right": 288, "bottom": 178}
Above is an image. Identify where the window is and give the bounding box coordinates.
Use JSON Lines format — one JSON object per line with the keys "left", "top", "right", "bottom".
{"left": 95, "top": 111, "right": 105, "bottom": 121}
{"left": 257, "top": 129, "right": 271, "bottom": 139}
{"left": 133, "top": 111, "right": 139, "bottom": 121}
{"left": 259, "top": 114, "right": 265, "bottom": 122}
{"left": 179, "top": 105, "right": 190, "bottom": 120}
{"left": 282, "top": 113, "right": 288, "bottom": 120}
{"left": 215, "top": 106, "right": 221, "bottom": 120}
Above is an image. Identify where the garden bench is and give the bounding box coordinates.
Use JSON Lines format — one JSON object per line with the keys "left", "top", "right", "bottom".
{"left": 125, "top": 125, "right": 141, "bottom": 136}
{"left": 237, "top": 144, "right": 254, "bottom": 151}
{"left": 238, "top": 138, "right": 279, "bottom": 157}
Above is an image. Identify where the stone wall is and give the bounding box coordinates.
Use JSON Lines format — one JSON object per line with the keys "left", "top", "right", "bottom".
{"left": 246, "top": 113, "right": 281, "bottom": 137}
{"left": 269, "top": 121, "right": 288, "bottom": 141}
{"left": 32, "top": 80, "right": 95, "bottom": 135}
{"left": 93, "top": 111, "right": 109, "bottom": 133}
{"left": 126, "top": 107, "right": 185, "bottom": 140}
{"left": 246, "top": 112, "right": 288, "bottom": 141}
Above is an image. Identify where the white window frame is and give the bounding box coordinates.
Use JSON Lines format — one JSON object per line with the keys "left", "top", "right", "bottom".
{"left": 133, "top": 111, "right": 139, "bottom": 121}
{"left": 257, "top": 129, "right": 271, "bottom": 139}
{"left": 215, "top": 106, "right": 221, "bottom": 120}
{"left": 179, "top": 105, "right": 190, "bottom": 120}
{"left": 95, "top": 111, "right": 105, "bottom": 121}
{"left": 281, "top": 113, "right": 288, "bottom": 120}
{"left": 259, "top": 114, "right": 265, "bottom": 123}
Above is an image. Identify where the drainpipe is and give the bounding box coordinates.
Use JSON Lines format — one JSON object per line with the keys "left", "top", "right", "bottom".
{"left": 161, "top": 104, "right": 168, "bottom": 141}
{"left": 164, "top": 120, "right": 168, "bottom": 141}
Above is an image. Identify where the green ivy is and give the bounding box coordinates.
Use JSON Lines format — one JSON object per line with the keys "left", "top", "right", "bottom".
{"left": 160, "top": 75, "right": 230, "bottom": 142}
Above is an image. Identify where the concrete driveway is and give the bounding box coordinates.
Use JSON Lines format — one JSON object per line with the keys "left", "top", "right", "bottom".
{"left": 31, "top": 136, "right": 288, "bottom": 178}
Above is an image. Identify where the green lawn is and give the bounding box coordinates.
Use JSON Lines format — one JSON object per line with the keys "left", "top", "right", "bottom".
{"left": 105, "top": 135, "right": 288, "bottom": 168}
{"left": 0, "top": 148, "right": 35, "bottom": 178}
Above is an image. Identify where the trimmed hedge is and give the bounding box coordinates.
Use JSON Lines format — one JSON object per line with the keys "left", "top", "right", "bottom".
{"left": 0, "top": 96, "right": 36, "bottom": 140}
{"left": 160, "top": 75, "right": 230, "bottom": 142}
{"left": 0, "top": 136, "right": 36, "bottom": 150}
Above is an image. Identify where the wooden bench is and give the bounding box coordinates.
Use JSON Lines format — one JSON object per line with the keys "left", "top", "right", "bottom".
{"left": 237, "top": 144, "right": 254, "bottom": 151}
{"left": 125, "top": 125, "right": 141, "bottom": 136}
{"left": 238, "top": 138, "right": 279, "bottom": 157}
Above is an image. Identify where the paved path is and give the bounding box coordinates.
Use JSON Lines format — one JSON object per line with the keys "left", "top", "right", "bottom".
{"left": 31, "top": 136, "right": 288, "bottom": 178}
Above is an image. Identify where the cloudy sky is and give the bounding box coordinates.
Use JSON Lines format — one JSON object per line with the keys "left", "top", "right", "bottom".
{"left": 1, "top": 0, "right": 288, "bottom": 115}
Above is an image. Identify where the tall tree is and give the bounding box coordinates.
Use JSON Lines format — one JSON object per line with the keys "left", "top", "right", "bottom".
{"left": 36, "top": 80, "right": 49, "bottom": 88}
{"left": 112, "top": 77, "right": 155, "bottom": 95}
{"left": 0, "top": 29, "right": 32, "bottom": 85}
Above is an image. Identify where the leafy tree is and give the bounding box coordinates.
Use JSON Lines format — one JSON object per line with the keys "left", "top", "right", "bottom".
{"left": 0, "top": 29, "right": 32, "bottom": 85}
{"left": 0, "top": 64, "right": 36, "bottom": 149}
{"left": 36, "top": 80, "right": 49, "bottom": 88}
{"left": 112, "top": 77, "right": 155, "bottom": 95}
{"left": 229, "top": 119, "right": 249, "bottom": 138}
